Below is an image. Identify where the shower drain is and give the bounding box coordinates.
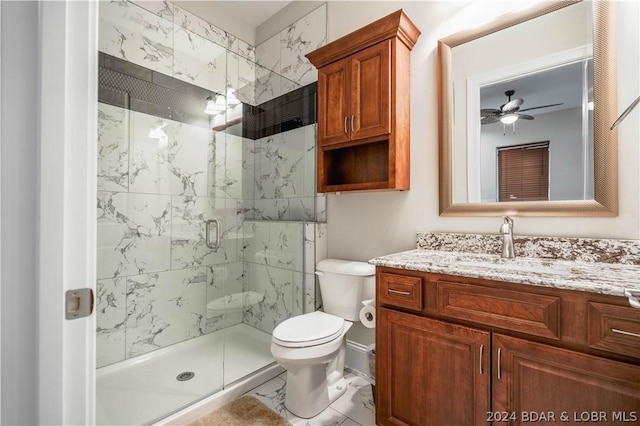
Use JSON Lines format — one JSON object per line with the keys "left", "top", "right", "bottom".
{"left": 176, "top": 371, "right": 195, "bottom": 381}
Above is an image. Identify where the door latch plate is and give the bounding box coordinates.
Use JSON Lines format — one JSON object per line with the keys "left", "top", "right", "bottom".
{"left": 65, "top": 288, "right": 94, "bottom": 320}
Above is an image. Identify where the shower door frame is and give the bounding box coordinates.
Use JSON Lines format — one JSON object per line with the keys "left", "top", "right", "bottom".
{"left": 36, "top": 1, "right": 97, "bottom": 424}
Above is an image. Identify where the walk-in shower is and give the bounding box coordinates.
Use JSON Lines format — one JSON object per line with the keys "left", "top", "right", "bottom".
{"left": 95, "top": 2, "right": 327, "bottom": 424}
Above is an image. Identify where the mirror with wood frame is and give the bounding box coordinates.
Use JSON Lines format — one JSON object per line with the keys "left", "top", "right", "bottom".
{"left": 438, "top": 0, "right": 617, "bottom": 216}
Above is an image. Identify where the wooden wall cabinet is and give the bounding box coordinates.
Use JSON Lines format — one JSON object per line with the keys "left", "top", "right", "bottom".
{"left": 376, "top": 267, "right": 640, "bottom": 426}
{"left": 306, "top": 10, "right": 420, "bottom": 193}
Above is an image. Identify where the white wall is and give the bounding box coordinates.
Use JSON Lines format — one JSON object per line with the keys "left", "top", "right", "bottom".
{"left": 0, "top": 2, "right": 39, "bottom": 424}
{"left": 325, "top": 1, "right": 640, "bottom": 262}
{"left": 480, "top": 107, "right": 585, "bottom": 202}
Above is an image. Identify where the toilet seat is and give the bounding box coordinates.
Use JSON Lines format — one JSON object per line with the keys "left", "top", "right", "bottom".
{"left": 272, "top": 311, "right": 345, "bottom": 348}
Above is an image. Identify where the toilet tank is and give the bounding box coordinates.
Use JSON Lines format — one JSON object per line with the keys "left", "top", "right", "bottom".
{"left": 316, "top": 259, "right": 375, "bottom": 321}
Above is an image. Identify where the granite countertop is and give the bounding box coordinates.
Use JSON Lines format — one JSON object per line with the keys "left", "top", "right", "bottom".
{"left": 369, "top": 248, "right": 640, "bottom": 298}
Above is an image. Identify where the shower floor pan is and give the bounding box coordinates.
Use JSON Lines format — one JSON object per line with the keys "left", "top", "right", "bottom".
{"left": 96, "top": 323, "right": 274, "bottom": 425}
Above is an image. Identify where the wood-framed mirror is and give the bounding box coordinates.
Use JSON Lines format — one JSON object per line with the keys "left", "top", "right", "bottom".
{"left": 438, "top": 0, "right": 617, "bottom": 216}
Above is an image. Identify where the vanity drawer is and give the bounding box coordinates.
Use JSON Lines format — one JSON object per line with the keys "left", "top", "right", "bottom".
{"left": 588, "top": 301, "right": 640, "bottom": 359}
{"left": 379, "top": 272, "right": 423, "bottom": 311}
{"left": 435, "top": 280, "right": 561, "bottom": 339}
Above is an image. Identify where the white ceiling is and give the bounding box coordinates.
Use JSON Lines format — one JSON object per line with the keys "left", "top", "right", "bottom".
{"left": 210, "top": 1, "right": 293, "bottom": 28}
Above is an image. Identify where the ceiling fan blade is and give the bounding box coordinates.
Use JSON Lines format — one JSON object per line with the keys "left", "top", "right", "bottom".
{"left": 481, "top": 115, "right": 501, "bottom": 125}
{"left": 517, "top": 114, "right": 535, "bottom": 120}
{"left": 480, "top": 108, "right": 500, "bottom": 117}
{"left": 519, "top": 103, "right": 563, "bottom": 112}
{"left": 501, "top": 98, "right": 523, "bottom": 112}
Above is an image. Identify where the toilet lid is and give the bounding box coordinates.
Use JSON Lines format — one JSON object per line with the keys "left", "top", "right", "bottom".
{"left": 272, "top": 311, "right": 345, "bottom": 348}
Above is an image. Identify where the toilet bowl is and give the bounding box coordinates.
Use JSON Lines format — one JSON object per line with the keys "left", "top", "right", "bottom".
{"left": 270, "top": 311, "right": 353, "bottom": 418}
{"left": 270, "top": 259, "right": 375, "bottom": 419}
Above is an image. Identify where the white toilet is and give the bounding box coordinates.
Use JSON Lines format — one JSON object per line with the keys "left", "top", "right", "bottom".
{"left": 270, "top": 259, "right": 375, "bottom": 418}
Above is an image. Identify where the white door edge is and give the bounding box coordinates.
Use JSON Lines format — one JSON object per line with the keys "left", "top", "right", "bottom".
{"left": 38, "top": 1, "right": 97, "bottom": 424}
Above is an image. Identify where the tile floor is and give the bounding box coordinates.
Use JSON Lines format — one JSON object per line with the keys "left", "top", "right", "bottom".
{"left": 244, "top": 371, "right": 376, "bottom": 426}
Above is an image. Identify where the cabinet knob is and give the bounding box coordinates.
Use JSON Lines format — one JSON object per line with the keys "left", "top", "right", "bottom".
{"left": 344, "top": 116, "right": 348, "bottom": 134}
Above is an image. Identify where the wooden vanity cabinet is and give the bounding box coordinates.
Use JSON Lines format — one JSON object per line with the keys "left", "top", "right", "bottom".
{"left": 376, "top": 267, "right": 640, "bottom": 426}
{"left": 377, "top": 308, "right": 490, "bottom": 426}
{"left": 494, "top": 334, "right": 640, "bottom": 422}
{"left": 306, "top": 10, "right": 420, "bottom": 193}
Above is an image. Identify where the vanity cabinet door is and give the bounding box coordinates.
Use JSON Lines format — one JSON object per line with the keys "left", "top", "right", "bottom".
{"left": 377, "top": 307, "right": 490, "bottom": 426}
{"left": 493, "top": 334, "right": 640, "bottom": 424}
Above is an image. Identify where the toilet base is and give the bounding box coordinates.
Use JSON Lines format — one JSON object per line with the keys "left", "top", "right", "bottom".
{"left": 284, "top": 368, "right": 348, "bottom": 419}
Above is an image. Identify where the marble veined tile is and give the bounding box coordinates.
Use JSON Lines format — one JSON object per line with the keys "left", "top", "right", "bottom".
{"left": 255, "top": 33, "right": 280, "bottom": 73}
{"left": 254, "top": 198, "right": 290, "bottom": 220}
{"left": 238, "top": 39, "right": 255, "bottom": 62}
{"left": 205, "top": 262, "right": 244, "bottom": 333}
{"left": 227, "top": 53, "right": 257, "bottom": 106}
{"left": 315, "top": 222, "right": 328, "bottom": 263}
{"left": 129, "top": 0, "right": 173, "bottom": 19}
{"left": 171, "top": 196, "right": 233, "bottom": 269}
{"left": 242, "top": 221, "right": 270, "bottom": 265}
{"left": 96, "top": 191, "right": 171, "bottom": 279}
{"left": 247, "top": 376, "right": 351, "bottom": 426}
{"left": 329, "top": 373, "right": 376, "bottom": 426}
{"left": 304, "top": 222, "right": 316, "bottom": 274}
{"left": 316, "top": 194, "right": 327, "bottom": 222}
{"left": 221, "top": 133, "right": 245, "bottom": 200}
{"left": 125, "top": 267, "right": 207, "bottom": 358}
{"left": 97, "top": 103, "right": 129, "bottom": 192}
{"left": 270, "top": 222, "right": 303, "bottom": 272}
{"left": 242, "top": 138, "right": 257, "bottom": 200}
{"left": 243, "top": 263, "right": 293, "bottom": 334}
{"left": 129, "top": 111, "right": 212, "bottom": 196}
{"left": 292, "top": 271, "right": 303, "bottom": 316}
{"left": 303, "top": 273, "right": 316, "bottom": 314}
{"left": 255, "top": 65, "right": 282, "bottom": 105}
{"left": 173, "top": 4, "right": 229, "bottom": 49}
{"left": 303, "top": 125, "right": 317, "bottom": 196}
{"left": 99, "top": 0, "right": 173, "bottom": 76}
{"left": 173, "top": 24, "right": 227, "bottom": 94}
{"left": 289, "top": 197, "right": 315, "bottom": 221}
{"left": 208, "top": 131, "right": 226, "bottom": 199}
{"left": 280, "top": 4, "right": 326, "bottom": 86}
{"left": 96, "top": 277, "right": 127, "bottom": 368}
{"left": 256, "top": 127, "right": 306, "bottom": 200}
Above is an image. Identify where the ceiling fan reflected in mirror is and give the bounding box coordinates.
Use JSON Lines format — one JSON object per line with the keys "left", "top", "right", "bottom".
{"left": 480, "top": 90, "right": 563, "bottom": 126}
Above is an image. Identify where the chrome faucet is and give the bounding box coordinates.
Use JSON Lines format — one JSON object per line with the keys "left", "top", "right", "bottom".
{"left": 500, "top": 216, "right": 515, "bottom": 259}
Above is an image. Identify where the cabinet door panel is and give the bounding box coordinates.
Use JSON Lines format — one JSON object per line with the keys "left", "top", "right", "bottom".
{"left": 494, "top": 334, "right": 640, "bottom": 425}
{"left": 317, "top": 58, "right": 350, "bottom": 146}
{"left": 351, "top": 40, "right": 391, "bottom": 141}
{"left": 377, "top": 308, "right": 490, "bottom": 426}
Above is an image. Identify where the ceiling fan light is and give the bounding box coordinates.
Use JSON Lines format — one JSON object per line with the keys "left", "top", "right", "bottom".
{"left": 500, "top": 114, "right": 518, "bottom": 125}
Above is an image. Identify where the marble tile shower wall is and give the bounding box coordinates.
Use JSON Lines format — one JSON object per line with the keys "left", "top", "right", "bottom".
{"left": 96, "top": 1, "right": 328, "bottom": 368}
{"left": 246, "top": 125, "right": 322, "bottom": 221}
{"left": 96, "top": 104, "right": 324, "bottom": 367}
{"left": 100, "top": 0, "right": 326, "bottom": 106}
{"left": 241, "top": 221, "right": 327, "bottom": 334}
{"left": 96, "top": 103, "right": 245, "bottom": 368}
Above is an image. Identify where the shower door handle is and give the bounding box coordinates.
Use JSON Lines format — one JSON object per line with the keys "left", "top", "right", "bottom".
{"left": 205, "top": 219, "right": 221, "bottom": 250}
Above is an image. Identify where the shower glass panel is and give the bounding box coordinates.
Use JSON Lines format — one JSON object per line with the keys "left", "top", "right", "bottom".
{"left": 95, "top": 1, "right": 326, "bottom": 424}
